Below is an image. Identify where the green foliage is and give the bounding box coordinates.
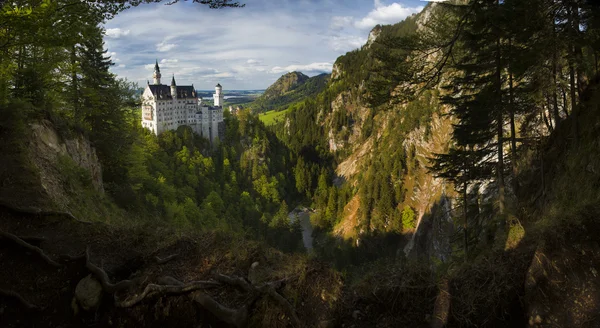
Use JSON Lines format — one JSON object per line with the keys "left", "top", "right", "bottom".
{"left": 258, "top": 108, "right": 289, "bottom": 126}
{"left": 401, "top": 205, "right": 416, "bottom": 231}
{"left": 251, "top": 72, "right": 329, "bottom": 113}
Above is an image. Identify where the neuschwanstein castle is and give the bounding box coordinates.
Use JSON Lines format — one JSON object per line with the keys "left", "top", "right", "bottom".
{"left": 141, "top": 61, "right": 225, "bottom": 143}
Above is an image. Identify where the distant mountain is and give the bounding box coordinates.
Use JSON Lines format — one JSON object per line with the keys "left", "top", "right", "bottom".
{"left": 250, "top": 72, "right": 330, "bottom": 112}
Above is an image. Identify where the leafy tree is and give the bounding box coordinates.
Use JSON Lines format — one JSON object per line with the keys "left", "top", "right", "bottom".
{"left": 401, "top": 205, "right": 416, "bottom": 231}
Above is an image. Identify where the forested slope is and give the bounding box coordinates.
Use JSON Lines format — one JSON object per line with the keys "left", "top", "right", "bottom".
{"left": 250, "top": 72, "right": 330, "bottom": 113}
{"left": 2, "top": 0, "right": 600, "bottom": 327}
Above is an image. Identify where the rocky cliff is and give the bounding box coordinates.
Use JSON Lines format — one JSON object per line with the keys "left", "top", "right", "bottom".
{"left": 0, "top": 117, "right": 104, "bottom": 214}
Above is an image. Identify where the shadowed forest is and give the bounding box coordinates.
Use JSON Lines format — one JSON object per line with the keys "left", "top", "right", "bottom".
{"left": 1, "top": 0, "right": 600, "bottom": 327}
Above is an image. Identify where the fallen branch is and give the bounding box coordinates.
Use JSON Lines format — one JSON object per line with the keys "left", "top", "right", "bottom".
{"left": 0, "top": 230, "right": 61, "bottom": 267}
{"left": 116, "top": 280, "right": 221, "bottom": 308}
{"left": 0, "top": 288, "right": 39, "bottom": 310}
{"left": 155, "top": 253, "right": 178, "bottom": 264}
{"left": 191, "top": 293, "right": 249, "bottom": 328}
{"left": 85, "top": 246, "right": 135, "bottom": 293}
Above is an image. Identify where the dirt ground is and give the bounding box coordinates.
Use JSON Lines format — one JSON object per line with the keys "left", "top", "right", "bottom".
{"left": 0, "top": 205, "right": 345, "bottom": 328}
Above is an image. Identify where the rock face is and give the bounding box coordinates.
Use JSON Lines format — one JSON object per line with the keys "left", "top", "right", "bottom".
{"left": 0, "top": 118, "right": 104, "bottom": 211}
{"left": 365, "top": 25, "right": 382, "bottom": 48}
{"left": 75, "top": 275, "right": 103, "bottom": 311}
{"left": 29, "top": 120, "right": 104, "bottom": 209}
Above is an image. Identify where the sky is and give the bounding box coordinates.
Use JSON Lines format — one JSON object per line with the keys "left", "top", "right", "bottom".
{"left": 103, "top": 0, "right": 428, "bottom": 90}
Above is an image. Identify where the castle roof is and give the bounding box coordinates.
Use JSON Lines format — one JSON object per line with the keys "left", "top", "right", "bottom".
{"left": 216, "top": 83, "right": 222, "bottom": 88}
{"left": 154, "top": 60, "right": 160, "bottom": 72}
{"left": 148, "top": 84, "right": 196, "bottom": 99}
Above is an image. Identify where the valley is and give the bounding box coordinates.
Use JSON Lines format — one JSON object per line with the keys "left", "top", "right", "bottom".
{"left": 1, "top": 0, "right": 600, "bottom": 327}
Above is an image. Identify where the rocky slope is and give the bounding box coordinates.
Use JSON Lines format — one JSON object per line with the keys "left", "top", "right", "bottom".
{"left": 0, "top": 111, "right": 104, "bottom": 215}
{"left": 279, "top": 3, "right": 456, "bottom": 262}
{"left": 251, "top": 72, "right": 329, "bottom": 113}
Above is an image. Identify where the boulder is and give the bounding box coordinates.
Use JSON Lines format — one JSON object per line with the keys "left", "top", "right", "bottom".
{"left": 75, "top": 275, "right": 103, "bottom": 311}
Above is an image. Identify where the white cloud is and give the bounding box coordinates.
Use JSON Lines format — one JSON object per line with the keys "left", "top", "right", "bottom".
{"left": 205, "top": 72, "right": 234, "bottom": 78}
{"left": 270, "top": 62, "right": 333, "bottom": 74}
{"left": 156, "top": 41, "right": 176, "bottom": 52}
{"left": 105, "top": 28, "right": 130, "bottom": 38}
{"left": 103, "top": 2, "right": 362, "bottom": 88}
{"left": 329, "top": 35, "right": 366, "bottom": 52}
{"left": 330, "top": 16, "right": 353, "bottom": 31}
{"left": 355, "top": 1, "right": 423, "bottom": 30}
{"left": 160, "top": 58, "right": 178, "bottom": 64}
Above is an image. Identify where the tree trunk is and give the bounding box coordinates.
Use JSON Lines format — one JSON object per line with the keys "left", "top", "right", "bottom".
{"left": 570, "top": 1, "right": 581, "bottom": 143}
{"left": 508, "top": 38, "right": 517, "bottom": 169}
{"left": 463, "top": 182, "right": 468, "bottom": 262}
{"left": 562, "top": 88, "right": 570, "bottom": 118}
{"left": 495, "top": 33, "right": 505, "bottom": 217}
{"left": 569, "top": 57, "right": 578, "bottom": 139}
{"left": 508, "top": 37, "right": 519, "bottom": 197}
{"left": 552, "top": 20, "right": 561, "bottom": 128}
{"left": 71, "top": 46, "right": 79, "bottom": 116}
{"left": 571, "top": 1, "right": 584, "bottom": 95}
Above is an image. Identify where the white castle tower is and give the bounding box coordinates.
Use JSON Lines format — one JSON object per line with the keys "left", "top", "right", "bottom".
{"left": 170, "top": 75, "right": 177, "bottom": 100}
{"left": 153, "top": 60, "right": 161, "bottom": 85}
{"left": 213, "top": 83, "right": 223, "bottom": 107}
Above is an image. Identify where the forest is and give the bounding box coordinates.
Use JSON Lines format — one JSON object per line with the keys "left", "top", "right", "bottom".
{"left": 1, "top": 0, "right": 600, "bottom": 327}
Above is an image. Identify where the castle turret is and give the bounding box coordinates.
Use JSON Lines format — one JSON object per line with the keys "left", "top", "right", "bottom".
{"left": 171, "top": 75, "right": 177, "bottom": 99}
{"left": 213, "top": 83, "right": 223, "bottom": 107}
{"left": 153, "top": 60, "right": 161, "bottom": 85}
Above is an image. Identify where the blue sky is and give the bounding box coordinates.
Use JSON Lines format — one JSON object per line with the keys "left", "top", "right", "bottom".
{"left": 103, "top": 0, "right": 427, "bottom": 89}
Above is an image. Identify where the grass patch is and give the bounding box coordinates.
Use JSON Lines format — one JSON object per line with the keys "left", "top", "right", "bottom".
{"left": 258, "top": 108, "right": 289, "bottom": 126}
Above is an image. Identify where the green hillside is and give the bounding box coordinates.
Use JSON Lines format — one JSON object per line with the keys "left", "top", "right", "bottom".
{"left": 250, "top": 72, "right": 330, "bottom": 113}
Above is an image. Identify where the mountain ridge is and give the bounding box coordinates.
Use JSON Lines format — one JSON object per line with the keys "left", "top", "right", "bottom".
{"left": 250, "top": 71, "right": 330, "bottom": 113}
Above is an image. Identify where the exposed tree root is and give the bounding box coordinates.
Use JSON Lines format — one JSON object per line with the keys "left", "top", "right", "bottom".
{"left": 156, "top": 276, "right": 184, "bottom": 286}
{"left": 0, "top": 230, "right": 61, "bottom": 267}
{"left": 0, "top": 201, "right": 92, "bottom": 224}
{"left": 18, "top": 236, "right": 46, "bottom": 243}
{"left": 217, "top": 273, "right": 301, "bottom": 327}
{"left": 0, "top": 288, "right": 39, "bottom": 310}
{"left": 116, "top": 279, "right": 221, "bottom": 308}
{"left": 85, "top": 246, "right": 136, "bottom": 293}
{"left": 216, "top": 273, "right": 253, "bottom": 292}
{"left": 261, "top": 284, "right": 301, "bottom": 327}
{"left": 59, "top": 252, "right": 86, "bottom": 262}
{"left": 83, "top": 248, "right": 300, "bottom": 327}
{"left": 155, "top": 253, "right": 178, "bottom": 264}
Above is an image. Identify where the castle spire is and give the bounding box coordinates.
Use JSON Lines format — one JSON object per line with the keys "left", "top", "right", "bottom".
{"left": 171, "top": 74, "right": 177, "bottom": 100}
{"left": 153, "top": 60, "right": 162, "bottom": 85}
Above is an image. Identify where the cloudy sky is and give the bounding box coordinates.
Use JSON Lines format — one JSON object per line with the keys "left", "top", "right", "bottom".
{"left": 103, "top": 0, "right": 426, "bottom": 90}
